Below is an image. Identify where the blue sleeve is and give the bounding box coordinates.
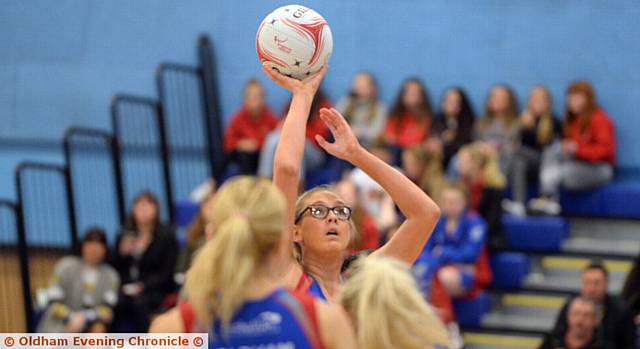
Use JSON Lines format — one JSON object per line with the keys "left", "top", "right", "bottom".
{"left": 438, "top": 217, "right": 487, "bottom": 264}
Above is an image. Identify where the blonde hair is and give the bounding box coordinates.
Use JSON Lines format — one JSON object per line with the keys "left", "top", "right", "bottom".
{"left": 525, "top": 86, "right": 555, "bottom": 146}
{"left": 462, "top": 143, "right": 506, "bottom": 189}
{"left": 404, "top": 145, "right": 447, "bottom": 199}
{"left": 293, "top": 186, "right": 357, "bottom": 261}
{"left": 341, "top": 256, "right": 450, "bottom": 349}
{"left": 184, "top": 176, "right": 286, "bottom": 334}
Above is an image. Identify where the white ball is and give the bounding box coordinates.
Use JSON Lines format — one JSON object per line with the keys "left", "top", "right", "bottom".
{"left": 256, "top": 4, "right": 333, "bottom": 80}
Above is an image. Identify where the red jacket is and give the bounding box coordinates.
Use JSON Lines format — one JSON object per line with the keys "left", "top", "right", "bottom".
{"left": 383, "top": 112, "right": 430, "bottom": 148}
{"left": 305, "top": 99, "right": 332, "bottom": 147}
{"left": 349, "top": 212, "right": 380, "bottom": 254}
{"left": 223, "top": 107, "right": 278, "bottom": 152}
{"left": 565, "top": 108, "right": 615, "bottom": 165}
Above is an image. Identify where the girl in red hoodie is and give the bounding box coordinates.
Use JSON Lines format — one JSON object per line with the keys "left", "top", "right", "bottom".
{"left": 529, "top": 81, "right": 615, "bottom": 215}
{"left": 223, "top": 79, "right": 278, "bottom": 174}
{"left": 383, "top": 78, "right": 433, "bottom": 164}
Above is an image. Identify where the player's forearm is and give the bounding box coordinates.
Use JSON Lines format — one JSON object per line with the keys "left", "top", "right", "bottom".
{"left": 273, "top": 93, "right": 313, "bottom": 175}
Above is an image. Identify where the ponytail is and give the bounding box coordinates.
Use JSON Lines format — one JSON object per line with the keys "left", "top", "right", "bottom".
{"left": 184, "top": 177, "right": 285, "bottom": 335}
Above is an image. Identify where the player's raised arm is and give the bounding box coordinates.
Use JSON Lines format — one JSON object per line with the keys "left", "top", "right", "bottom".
{"left": 262, "top": 64, "right": 328, "bottom": 263}
{"left": 314, "top": 108, "right": 440, "bottom": 264}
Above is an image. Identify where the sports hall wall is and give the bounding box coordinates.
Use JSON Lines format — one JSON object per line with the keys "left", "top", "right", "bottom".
{"left": 2, "top": 0, "right": 640, "bottom": 201}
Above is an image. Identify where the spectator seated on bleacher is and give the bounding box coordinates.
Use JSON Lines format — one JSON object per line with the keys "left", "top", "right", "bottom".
{"left": 502, "top": 86, "right": 562, "bottom": 217}
{"left": 109, "top": 192, "right": 177, "bottom": 332}
{"left": 548, "top": 263, "right": 635, "bottom": 349}
{"left": 335, "top": 72, "right": 387, "bottom": 149}
{"left": 473, "top": 84, "right": 520, "bottom": 175}
{"left": 383, "top": 78, "right": 433, "bottom": 164}
{"left": 223, "top": 78, "right": 278, "bottom": 175}
{"left": 430, "top": 87, "right": 476, "bottom": 169}
{"left": 529, "top": 81, "right": 615, "bottom": 216}
{"left": 175, "top": 183, "right": 216, "bottom": 275}
{"left": 457, "top": 142, "right": 507, "bottom": 248}
{"left": 332, "top": 179, "right": 380, "bottom": 253}
{"left": 257, "top": 90, "right": 331, "bottom": 179}
{"left": 348, "top": 139, "right": 399, "bottom": 243}
{"left": 401, "top": 145, "right": 447, "bottom": 200}
{"left": 622, "top": 255, "right": 640, "bottom": 342}
{"left": 414, "top": 183, "right": 491, "bottom": 324}
{"left": 37, "top": 228, "right": 119, "bottom": 333}
{"left": 539, "top": 297, "right": 613, "bottom": 349}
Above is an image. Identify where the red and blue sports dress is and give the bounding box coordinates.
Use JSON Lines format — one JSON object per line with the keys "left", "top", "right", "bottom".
{"left": 295, "top": 273, "right": 327, "bottom": 301}
{"left": 179, "top": 288, "right": 325, "bottom": 349}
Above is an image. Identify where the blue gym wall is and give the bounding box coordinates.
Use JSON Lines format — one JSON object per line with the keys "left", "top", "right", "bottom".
{"left": 2, "top": 0, "right": 640, "bottom": 204}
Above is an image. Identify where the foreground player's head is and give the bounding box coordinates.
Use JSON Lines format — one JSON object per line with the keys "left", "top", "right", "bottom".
{"left": 185, "top": 176, "right": 286, "bottom": 332}
{"left": 293, "top": 186, "right": 356, "bottom": 260}
{"left": 340, "top": 256, "right": 450, "bottom": 349}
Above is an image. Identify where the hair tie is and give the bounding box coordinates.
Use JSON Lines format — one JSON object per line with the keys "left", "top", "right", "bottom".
{"left": 233, "top": 213, "right": 248, "bottom": 221}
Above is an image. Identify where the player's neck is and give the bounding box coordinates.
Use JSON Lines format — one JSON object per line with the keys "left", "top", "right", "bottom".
{"left": 303, "top": 253, "right": 343, "bottom": 301}
{"left": 245, "top": 256, "right": 283, "bottom": 300}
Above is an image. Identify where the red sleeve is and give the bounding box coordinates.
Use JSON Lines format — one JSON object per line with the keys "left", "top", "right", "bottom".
{"left": 359, "top": 215, "right": 380, "bottom": 251}
{"left": 574, "top": 111, "right": 615, "bottom": 164}
{"left": 265, "top": 110, "right": 280, "bottom": 133}
{"left": 383, "top": 118, "right": 396, "bottom": 144}
{"left": 178, "top": 302, "right": 196, "bottom": 333}
{"left": 223, "top": 113, "right": 243, "bottom": 153}
{"left": 429, "top": 277, "right": 455, "bottom": 324}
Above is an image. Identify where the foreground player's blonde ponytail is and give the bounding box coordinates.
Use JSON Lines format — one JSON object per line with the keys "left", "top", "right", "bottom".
{"left": 185, "top": 176, "right": 285, "bottom": 334}
{"left": 341, "top": 256, "right": 450, "bottom": 349}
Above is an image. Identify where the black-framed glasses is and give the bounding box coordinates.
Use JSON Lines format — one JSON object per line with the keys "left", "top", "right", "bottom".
{"left": 294, "top": 205, "right": 352, "bottom": 224}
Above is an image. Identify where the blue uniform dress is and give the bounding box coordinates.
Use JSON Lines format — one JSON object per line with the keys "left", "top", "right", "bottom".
{"left": 414, "top": 211, "right": 487, "bottom": 293}
{"left": 295, "top": 272, "right": 327, "bottom": 301}
{"left": 180, "top": 288, "right": 324, "bottom": 349}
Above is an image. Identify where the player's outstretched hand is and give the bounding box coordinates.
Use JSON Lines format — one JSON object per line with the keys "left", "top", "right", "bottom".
{"left": 315, "top": 108, "right": 363, "bottom": 162}
{"left": 262, "top": 62, "right": 327, "bottom": 98}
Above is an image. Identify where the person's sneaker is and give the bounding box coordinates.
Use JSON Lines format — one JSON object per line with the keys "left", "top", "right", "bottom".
{"left": 528, "top": 197, "right": 562, "bottom": 215}
{"left": 446, "top": 322, "right": 465, "bottom": 349}
{"left": 502, "top": 199, "right": 527, "bottom": 217}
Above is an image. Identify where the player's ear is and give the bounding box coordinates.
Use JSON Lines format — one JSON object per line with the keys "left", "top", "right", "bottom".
{"left": 292, "top": 225, "right": 303, "bottom": 243}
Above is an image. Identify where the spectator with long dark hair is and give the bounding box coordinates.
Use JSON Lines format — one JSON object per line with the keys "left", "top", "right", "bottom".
{"left": 503, "top": 86, "right": 562, "bottom": 216}
{"left": 474, "top": 85, "right": 520, "bottom": 173}
{"left": 223, "top": 78, "right": 279, "bottom": 175}
{"left": 110, "top": 192, "right": 177, "bottom": 332}
{"left": 529, "top": 81, "right": 615, "bottom": 215}
{"left": 431, "top": 87, "right": 476, "bottom": 167}
{"left": 383, "top": 78, "right": 433, "bottom": 162}
{"left": 336, "top": 72, "right": 387, "bottom": 148}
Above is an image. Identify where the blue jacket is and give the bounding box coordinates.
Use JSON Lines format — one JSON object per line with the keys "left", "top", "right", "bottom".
{"left": 413, "top": 211, "right": 487, "bottom": 297}
{"left": 423, "top": 211, "right": 487, "bottom": 265}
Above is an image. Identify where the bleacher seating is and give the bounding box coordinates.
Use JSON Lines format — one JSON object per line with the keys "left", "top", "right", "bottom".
{"left": 502, "top": 215, "right": 569, "bottom": 252}
{"left": 561, "top": 184, "right": 640, "bottom": 219}
{"left": 490, "top": 253, "right": 530, "bottom": 290}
